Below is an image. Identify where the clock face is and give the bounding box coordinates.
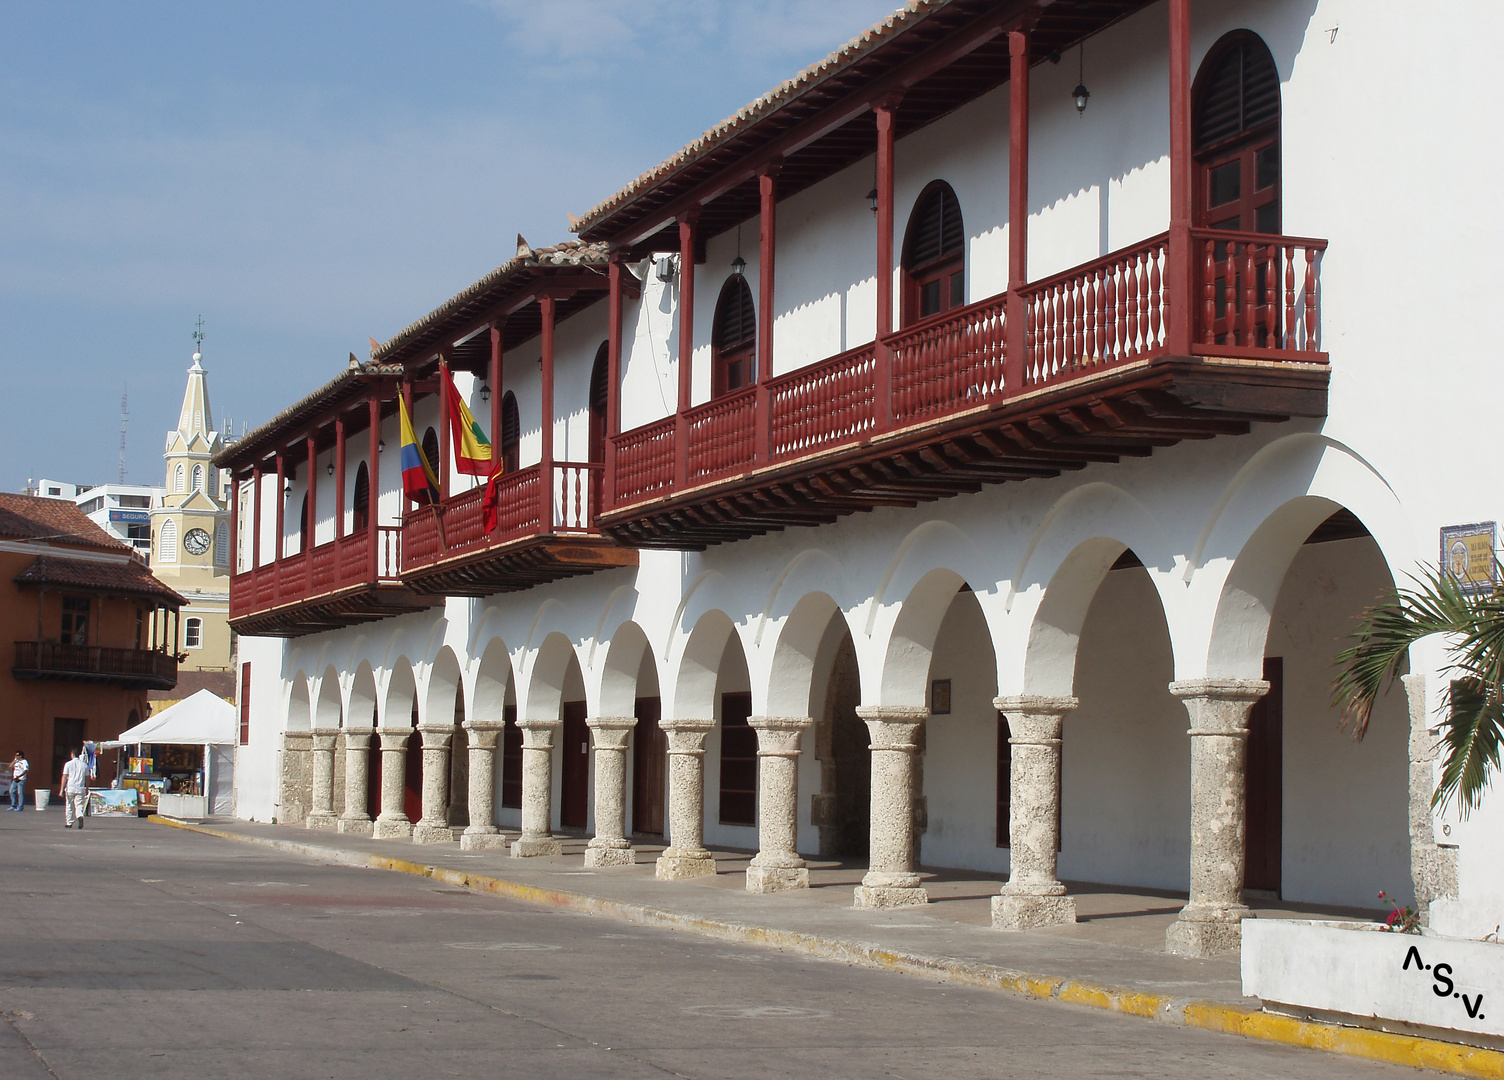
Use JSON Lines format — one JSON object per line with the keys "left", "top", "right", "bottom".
{"left": 183, "top": 527, "right": 212, "bottom": 556}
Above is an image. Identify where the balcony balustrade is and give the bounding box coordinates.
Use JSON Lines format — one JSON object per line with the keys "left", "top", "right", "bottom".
{"left": 229, "top": 525, "right": 434, "bottom": 637}
{"left": 399, "top": 461, "right": 635, "bottom": 597}
{"left": 13, "top": 641, "right": 177, "bottom": 691}
{"left": 603, "top": 229, "right": 1328, "bottom": 549}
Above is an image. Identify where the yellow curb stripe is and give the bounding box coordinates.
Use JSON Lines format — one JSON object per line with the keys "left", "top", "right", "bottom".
{"left": 151, "top": 817, "right": 1504, "bottom": 1078}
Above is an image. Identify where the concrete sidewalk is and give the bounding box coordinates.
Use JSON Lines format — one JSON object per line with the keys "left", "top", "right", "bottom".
{"left": 154, "top": 816, "right": 1504, "bottom": 1079}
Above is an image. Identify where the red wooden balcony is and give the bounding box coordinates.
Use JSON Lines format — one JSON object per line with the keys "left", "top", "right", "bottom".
{"left": 13, "top": 641, "right": 177, "bottom": 691}
{"left": 229, "top": 526, "right": 437, "bottom": 637}
{"left": 400, "top": 462, "right": 636, "bottom": 596}
{"left": 603, "top": 230, "right": 1328, "bottom": 548}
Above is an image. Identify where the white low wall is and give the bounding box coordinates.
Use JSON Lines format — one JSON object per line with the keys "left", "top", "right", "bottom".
{"left": 1243, "top": 919, "right": 1504, "bottom": 1045}
{"left": 157, "top": 793, "right": 208, "bottom": 821}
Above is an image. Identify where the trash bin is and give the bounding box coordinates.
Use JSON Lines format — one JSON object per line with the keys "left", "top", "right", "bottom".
{"left": 34, "top": 789, "right": 50, "bottom": 811}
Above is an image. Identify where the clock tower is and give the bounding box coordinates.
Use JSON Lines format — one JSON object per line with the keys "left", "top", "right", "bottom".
{"left": 150, "top": 325, "right": 234, "bottom": 685}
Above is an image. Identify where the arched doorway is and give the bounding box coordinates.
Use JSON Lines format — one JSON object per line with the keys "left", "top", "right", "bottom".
{"left": 352, "top": 461, "right": 369, "bottom": 534}
{"left": 588, "top": 341, "right": 609, "bottom": 464}
{"left": 901, "top": 180, "right": 964, "bottom": 325}
{"left": 1193, "top": 31, "right": 1281, "bottom": 234}
{"left": 711, "top": 276, "right": 755, "bottom": 398}
{"left": 500, "top": 393, "right": 520, "bottom": 474}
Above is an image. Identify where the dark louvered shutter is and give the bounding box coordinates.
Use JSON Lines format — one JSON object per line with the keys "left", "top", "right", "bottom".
{"left": 1195, "top": 37, "right": 1280, "bottom": 152}
{"left": 905, "top": 183, "right": 964, "bottom": 269}
{"left": 589, "top": 342, "right": 609, "bottom": 412}
{"left": 713, "top": 277, "right": 756, "bottom": 351}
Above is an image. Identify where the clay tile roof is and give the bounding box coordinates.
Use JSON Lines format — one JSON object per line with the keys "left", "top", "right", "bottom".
{"left": 571, "top": 1, "right": 938, "bottom": 236}
{"left": 0, "top": 493, "right": 130, "bottom": 551}
{"left": 14, "top": 556, "right": 186, "bottom": 607}
{"left": 371, "top": 239, "right": 610, "bottom": 364}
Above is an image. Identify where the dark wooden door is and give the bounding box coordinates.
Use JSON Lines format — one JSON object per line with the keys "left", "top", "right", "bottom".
{"left": 52, "top": 717, "right": 86, "bottom": 786}
{"left": 403, "top": 724, "right": 423, "bottom": 824}
{"left": 500, "top": 705, "right": 521, "bottom": 810}
{"left": 631, "top": 696, "right": 665, "bottom": 836}
{"left": 1245, "top": 656, "right": 1283, "bottom": 894}
{"left": 718, "top": 691, "right": 756, "bottom": 827}
{"left": 561, "top": 700, "right": 589, "bottom": 829}
{"left": 366, "top": 736, "right": 381, "bottom": 820}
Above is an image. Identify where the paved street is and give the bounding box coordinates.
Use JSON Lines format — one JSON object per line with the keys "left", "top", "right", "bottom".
{"left": 0, "top": 810, "right": 1422, "bottom": 1079}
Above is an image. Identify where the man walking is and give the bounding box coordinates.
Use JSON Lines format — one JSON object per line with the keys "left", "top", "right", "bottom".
{"left": 9, "top": 752, "right": 27, "bottom": 810}
{"left": 60, "top": 747, "right": 88, "bottom": 829}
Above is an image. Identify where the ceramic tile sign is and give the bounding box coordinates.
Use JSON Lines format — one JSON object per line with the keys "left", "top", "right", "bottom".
{"left": 1440, "top": 521, "right": 1497, "bottom": 595}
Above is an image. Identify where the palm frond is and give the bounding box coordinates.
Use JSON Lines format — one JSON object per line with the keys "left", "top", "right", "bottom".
{"left": 1434, "top": 679, "right": 1504, "bottom": 816}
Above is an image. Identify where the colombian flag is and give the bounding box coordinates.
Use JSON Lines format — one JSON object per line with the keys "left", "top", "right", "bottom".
{"left": 399, "top": 396, "right": 439, "bottom": 505}
{"left": 445, "top": 370, "right": 493, "bottom": 476}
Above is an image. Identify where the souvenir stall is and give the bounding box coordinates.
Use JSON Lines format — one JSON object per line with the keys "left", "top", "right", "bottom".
{"left": 103, "top": 689, "right": 237, "bottom": 817}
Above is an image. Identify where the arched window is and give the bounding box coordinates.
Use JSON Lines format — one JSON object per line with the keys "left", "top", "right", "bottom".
{"left": 1193, "top": 31, "right": 1280, "bottom": 233}
{"left": 158, "top": 519, "right": 178, "bottom": 563}
{"left": 500, "top": 393, "right": 520, "bottom": 473}
{"left": 902, "top": 181, "right": 964, "bottom": 325}
{"left": 191, "top": 463, "right": 205, "bottom": 493}
{"left": 588, "top": 341, "right": 609, "bottom": 463}
{"left": 421, "top": 426, "right": 439, "bottom": 485}
{"left": 711, "top": 276, "right": 755, "bottom": 398}
{"left": 174, "top": 463, "right": 185, "bottom": 493}
{"left": 214, "top": 520, "right": 229, "bottom": 565}
{"left": 352, "top": 461, "right": 370, "bottom": 534}
{"left": 298, "top": 493, "right": 309, "bottom": 553}
{"left": 184, "top": 617, "right": 203, "bottom": 649}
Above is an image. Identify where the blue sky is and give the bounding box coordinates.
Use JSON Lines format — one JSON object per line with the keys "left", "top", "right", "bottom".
{"left": 0, "top": 0, "right": 900, "bottom": 493}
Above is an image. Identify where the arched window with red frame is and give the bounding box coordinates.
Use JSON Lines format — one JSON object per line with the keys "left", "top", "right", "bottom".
{"left": 1193, "top": 31, "right": 1281, "bottom": 234}
{"left": 351, "top": 461, "right": 369, "bottom": 534}
{"left": 711, "top": 276, "right": 755, "bottom": 398}
{"left": 588, "top": 341, "right": 608, "bottom": 463}
{"left": 500, "top": 392, "right": 520, "bottom": 473}
{"left": 902, "top": 181, "right": 964, "bottom": 326}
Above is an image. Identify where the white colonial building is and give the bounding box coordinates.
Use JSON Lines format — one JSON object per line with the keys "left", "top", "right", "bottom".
{"left": 217, "top": 0, "right": 1504, "bottom": 959}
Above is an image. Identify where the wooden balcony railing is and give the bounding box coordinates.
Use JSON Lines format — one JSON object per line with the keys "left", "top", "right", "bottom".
{"left": 606, "top": 229, "right": 1327, "bottom": 524}
{"left": 229, "top": 526, "right": 402, "bottom": 622}
{"left": 14, "top": 641, "right": 177, "bottom": 688}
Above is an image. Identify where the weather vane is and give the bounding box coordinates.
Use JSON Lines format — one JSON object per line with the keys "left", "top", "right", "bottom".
{"left": 193, "top": 315, "right": 205, "bottom": 352}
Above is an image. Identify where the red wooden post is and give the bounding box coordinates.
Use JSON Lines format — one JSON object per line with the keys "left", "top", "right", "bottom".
{"left": 437, "top": 355, "right": 451, "bottom": 502}
{"left": 674, "top": 213, "right": 698, "bottom": 489}
{"left": 334, "top": 415, "right": 346, "bottom": 542}
{"left": 305, "top": 432, "right": 317, "bottom": 593}
{"left": 1166, "top": 0, "right": 1193, "bottom": 356}
{"left": 251, "top": 461, "right": 262, "bottom": 572}
{"left": 273, "top": 451, "right": 285, "bottom": 601}
{"left": 367, "top": 394, "right": 381, "bottom": 581}
{"left": 756, "top": 162, "right": 780, "bottom": 462}
{"left": 874, "top": 99, "right": 898, "bottom": 430}
{"left": 228, "top": 466, "right": 240, "bottom": 576}
{"left": 606, "top": 258, "right": 624, "bottom": 507}
{"left": 489, "top": 326, "right": 503, "bottom": 469}
{"left": 539, "top": 293, "right": 557, "bottom": 533}
{"left": 1005, "top": 29, "right": 1031, "bottom": 390}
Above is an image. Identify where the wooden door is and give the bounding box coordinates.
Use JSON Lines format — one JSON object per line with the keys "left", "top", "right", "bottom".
{"left": 631, "top": 696, "right": 665, "bottom": 836}
{"left": 1244, "top": 656, "right": 1283, "bottom": 895}
{"left": 560, "top": 701, "right": 589, "bottom": 829}
{"left": 366, "top": 737, "right": 381, "bottom": 820}
{"left": 403, "top": 724, "right": 423, "bottom": 824}
{"left": 500, "top": 704, "right": 521, "bottom": 809}
{"left": 718, "top": 691, "right": 756, "bottom": 827}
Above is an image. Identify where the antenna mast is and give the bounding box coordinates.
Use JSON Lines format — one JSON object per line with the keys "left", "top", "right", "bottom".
{"left": 118, "top": 385, "right": 129, "bottom": 483}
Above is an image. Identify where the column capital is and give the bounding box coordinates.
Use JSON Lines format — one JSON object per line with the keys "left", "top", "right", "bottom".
{"left": 416, "top": 725, "right": 453, "bottom": 751}
{"left": 856, "top": 706, "right": 925, "bottom": 751}
{"left": 342, "top": 728, "right": 373, "bottom": 749}
{"left": 461, "top": 719, "right": 507, "bottom": 732}
{"left": 309, "top": 728, "right": 340, "bottom": 750}
{"left": 995, "top": 696, "right": 1078, "bottom": 745}
{"left": 515, "top": 719, "right": 558, "bottom": 751}
{"left": 662, "top": 717, "right": 714, "bottom": 755}
{"left": 993, "top": 695, "right": 1078, "bottom": 717}
{"left": 585, "top": 715, "right": 637, "bottom": 732}
{"left": 1170, "top": 679, "right": 1270, "bottom": 737}
{"left": 855, "top": 705, "right": 928, "bottom": 723}
{"left": 1169, "top": 678, "right": 1270, "bottom": 702}
{"left": 749, "top": 716, "right": 813, "bottom": 758}
{"left": 660, "top": 716, "right": 716, "bottom": 734}
{"left": 515, "top": 717, "right": 563, "bottom": 732}
{"left": 377, "top": 727, "right": 412, "bottom": 752}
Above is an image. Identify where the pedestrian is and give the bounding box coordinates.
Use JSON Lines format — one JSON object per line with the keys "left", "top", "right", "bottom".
{"left": 9, "top": 751, "right": 27, "bottom": 811}
{"left": 60, "top": 746, "right": 89, "bottom": 829}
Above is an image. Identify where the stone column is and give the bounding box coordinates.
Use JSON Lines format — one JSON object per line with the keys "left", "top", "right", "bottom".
{"left": 337, "top": 729, "right": 373, "bottom": 835}
{"left": 511, "top": 719, "right": 562, "bottom": 857}
{"left": 853, "top": 706, "right": 929, "bottom": 909}
{"left": 305, "top": 728, "right": 340, "bottom": 830}
{"left": 655, "top": 718, "right": 717, "bottom": 880}
{"left": 459, "top": 721, "right": 508, "bottom": 851}
{"left": 412, "top": 725, "right": 455, "bottom": 844}
{"left": 746, "top": 716, "right": 814, "bottom": 893}
{"left": 992, "top": 696, "right": 1078, "bottom": 930}
{"left": 585, "top": 716, "right": 637, "bottom": 868}
{"left": 372, "top": 728, "right": 414, "bottom": 839}
{"left": 1165, "top": 678, "right": 1269, "bottom": 957}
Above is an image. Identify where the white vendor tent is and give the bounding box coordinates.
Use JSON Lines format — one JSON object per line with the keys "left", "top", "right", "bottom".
{"left": 103, "top": 690, "right": 237, "bottom": 814}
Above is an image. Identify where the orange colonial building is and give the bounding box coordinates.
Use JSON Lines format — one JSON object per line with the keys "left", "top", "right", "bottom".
{"left": 0, "top": 493, "right": 183, "bottom": 789}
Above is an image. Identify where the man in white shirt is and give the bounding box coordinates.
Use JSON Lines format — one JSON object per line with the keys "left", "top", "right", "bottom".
{"left": 60, "top": 747, "right": 89, "bottom": 829}
{"left": 8, "top": 752, "right": 27, "bottom": 811}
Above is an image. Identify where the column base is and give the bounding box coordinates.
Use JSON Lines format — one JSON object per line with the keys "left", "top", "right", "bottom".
{"left": 655, "top": 850, "right": 717, "bottom": 880}
{"left": 746, "top": 863, "right": 808, "bottom": 893}
{"left": 511, "top": 836, "right": 563, "bottom": 858}
{"left": 1165, "top": 905, "right": 1251, "bottom": 957}
{"left": 412, "top": 822, "right": 456, "bottom": 845}
{"left": 991, "top": 892, "right": 1077, "bottom": 931}
{"left": 372, "top": 817, "right": 412, "bottom": 840}
{"left": 853, "top": 885, "right": 929, "bottom": 909}
{"left": 305, "top": 812, "right": 338, "bottom": 831}
{"left": 336, "top": 817, "right": 373, "bottom": 836}
{"left": 584, "top": 844, "right": 637, "bottom": 868}
{"left": 459, "top": 830, "right": 511, "bottom": 851}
